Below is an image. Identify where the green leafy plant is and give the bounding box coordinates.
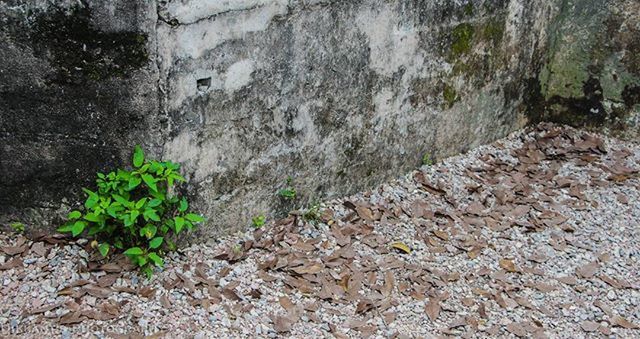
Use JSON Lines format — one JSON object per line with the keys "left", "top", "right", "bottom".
{"left": 10, "top": 222, "right": 25, "bottom": 233}
{"left": 278, "top": 176, "right": 297, "bottom": 200}
{"left": 422, "top": 153, "right": 433, "bottom": 166}
{"left": 251, "top": 215, "right": 266, "bottom": 228}
{"left": 302, "top": 204, "right": 321, "bottom": 223}
{"left": 57, "top": 145, "right": 204, "bottom": 278}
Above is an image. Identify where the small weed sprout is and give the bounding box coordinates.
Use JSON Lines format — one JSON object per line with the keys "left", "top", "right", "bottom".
{"left": 302, "top": 204, "right": 322, "bottom": 223}
{"left": 422, "top": 153, "right": 433, "bottom": 166}
{"left": 252, "top": 215, "right": 266, "bottom": 228}
{"left": 278, "top": 176, "right": 297, "bottom": 200}
{"left": 10, "top": 222, "right": 25, "bottom": 233}
{"left": 57, "top": 145, "right": 204, "bottom": 278}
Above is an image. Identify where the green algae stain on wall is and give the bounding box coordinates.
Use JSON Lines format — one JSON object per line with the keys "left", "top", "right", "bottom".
{"left": 449, "top": 23, "right": 475, "bottom": 60}
{"left": 31, "top": 6, "right": 149, "bottom": 85}
{"left": 538, "top": 0, "right": 640, "bottom": 137}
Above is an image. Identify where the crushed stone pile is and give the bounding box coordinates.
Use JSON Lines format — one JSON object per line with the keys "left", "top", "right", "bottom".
{"left": 1, "top": 123, "right": 639, "bottom": 338}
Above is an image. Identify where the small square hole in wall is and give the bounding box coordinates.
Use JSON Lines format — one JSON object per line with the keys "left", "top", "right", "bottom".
{"left": 197, "top": 77, "right": 211, "bottom": 92}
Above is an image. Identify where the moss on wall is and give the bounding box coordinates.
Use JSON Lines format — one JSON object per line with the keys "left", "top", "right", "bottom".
{"left": 449, "top": 23, "right": 475, "bottom": 60}
{"left": 31, "top": 6, "right": 149, "bottom": 85}
{"left": 537, "top": 0, "right": 640, "bottom": 137}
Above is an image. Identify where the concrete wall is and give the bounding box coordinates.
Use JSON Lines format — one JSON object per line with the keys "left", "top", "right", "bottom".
{"left": 1, "top": 0, "right": 635, "bottom": 236}
{"left": 538, "top": 0, "right": 640, "bottom": 138}
{"left": 0, "top": 1, "right": 161, "bottom": 228}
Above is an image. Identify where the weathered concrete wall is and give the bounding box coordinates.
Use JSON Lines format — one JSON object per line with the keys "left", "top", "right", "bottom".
{"left": 0, "top": 1, "right": 161, "bottom": 227}
{"left": 155, "top": 0, "right": 553, "bottom": 234}
{"left": 537, "top": 0, "right": 640, "bottom": 138}
{"left": 3, "top": 0, "right": 633, "bottom": 236}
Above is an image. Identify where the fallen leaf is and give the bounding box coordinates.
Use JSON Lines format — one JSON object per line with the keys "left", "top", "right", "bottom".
{"left": 390, "top": 241, "right": 411, "bottom": 254}
{"left": 425, "top": 298, "right": 441, "bottom": 321}
{"left": 355, "top": 299, "right": 374, "bottom": 314}
{"left": 28, "top": 302, "right": 63, "bottom": 315}
{"left": 506, "top": 322, "right": 527, "bottom": 337}
{"left": 1, "top": 244, "right": 28, "bottom": 256}
{"left": 272, "top": 315, "right": 294, "bottom": 333}
{"left": 97, "top": 274, "right": 118, "bottom": 288}
{"left": 0, "top": 257, "right": 22, "bottom": 270}
{"left": 581, "top": 321, "right": 599, "bottom": 332}
{"left": 279, "top": 296, "right": 295, "bottom": 311}
{"left": 160, "top": 294, "right": 172, "bottom": 308}
{"left": 356, "top": 206, "right": 375, "bottom": 221}
{"left": 612, "top": 315, "right": 639, "bottom": 329}
{"left": 499, "top": 258, "right": 518, "bottom": 273}
{"left": 138, "top": 286, "right": 156, "bottom": 298}
{"left": 576, "top": 261, "right": 599, "bottom": 279}
{"left": 221, "top": 287, "right": 241, "bottom": 301}
{"left": 83, "top": 285, "right": 112, "bottom": 298}
{"left": 30, "top": 242, "right": 48, "bottom": 257}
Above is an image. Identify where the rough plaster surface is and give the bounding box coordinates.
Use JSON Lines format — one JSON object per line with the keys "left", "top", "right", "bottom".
{"left": 0, "top": 0, "right": 636, "bottom": 236}
{"left": 539, "top": 0, "right": 640, "bottom": 138}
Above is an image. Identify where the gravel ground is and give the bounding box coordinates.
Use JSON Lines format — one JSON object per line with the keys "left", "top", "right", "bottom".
{"left": 1, "top": 123, "right": 639, "bottom": 338}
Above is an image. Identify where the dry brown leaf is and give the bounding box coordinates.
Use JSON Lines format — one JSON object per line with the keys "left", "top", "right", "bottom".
{"left": 506, "top": 322, "right": 527, "bottom": 337}
{"left": 160, "top": 294, "right": 172, "bottom": 308}
{"left": 576, "top": 261, "right": 599, "bottom": 279}
{"left": 82, "top": 284, "right": 112, "bottom": 298}
{"left": 30, "top": 242, "right": 48, "bottom": 257}
{"left": 138, "top": 286, "right": 156, "bottom": 299}
{"left": 499, "top": 258, "right": 518, "bottom": 273}
{"left": 272, "top": 315, "right": 294, "bottom": 333}
{"left": 1, "top": 244, "right": 28, "bottom": 256}
{"left": 291, "top": 262, "right": 324, "bottom": 275}
{"left": 221, "top": 287, "right": 241, "bottom": 301}
{"left": 0, "top": 257, "right": 22, "bottom": 270}
{"left": 356, "top": 206, "right": 375, "bottom": 221}
{"left": 279, "top": 296, "right": 295, "bottom": 311}
{"left": 612, "top": 315, "right": 639, "bottom": 329}
{"left": 581, "top": 321, "right": 599, "bottom": 332}
{"left": 433, "top": 230, "right": 449, "bottom": 241}
{"left": 425, "top": 298, "right": 441, "bottom": 321}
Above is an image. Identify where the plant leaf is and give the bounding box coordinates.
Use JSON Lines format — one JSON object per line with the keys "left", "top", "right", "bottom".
{"left": 98, "top": 243, "right": 110, "bottom": 257}
{"left": 71, "top": 221, "right": 87, "bottom": 237}
{"left": 84, "top": 213, "right": 101, "bottom": 222}
{"left": 185, "top": 213, "right": 204, "bottom": 223}
{"left": 128, "top": 176, "right": 142, "bottom": 190}
{"left": 149, "top": 237, "right": 163, "bottom": 249}
{"left": 133, "top": 145, "right": 144, "bottom": 168}
{"left": 57, "top": 223, "right": 74, "bottom": 233}
{"left": 148, "top": 252, "right": 164, "bottom": 267}
{"left": 144, "top": 209, "right": 160, "bottom": 222}
{"left": 148, "top": 198, "right": 162, "bottom": 208}
{"left": 135, "top": 198, "right": 147, "bottom": 209}
{"left": 179, "top": 198, "right": 188, "bottom": 212}
{"left": 124, "top": 247, "right": 143, "bottom": 256}
{"left": 67, "top": 211, "right": 82, "bottom": 220}
{"left": 174, "top": 216, "right": 185, "bottom": 233}
{"left": 141, "top": 174, "right": 157, "bottom": 192}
